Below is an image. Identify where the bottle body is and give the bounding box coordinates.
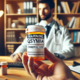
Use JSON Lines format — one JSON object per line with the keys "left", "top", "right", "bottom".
{"left": 1, "top": 62, "right": 7, "bottom": 75}
{"left": 26, "top": 25, "right": 45, "bottom": 61}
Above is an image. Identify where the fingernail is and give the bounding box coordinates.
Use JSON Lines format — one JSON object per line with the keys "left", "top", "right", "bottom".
{"left": 24, "top": 52, "right": 27, "bottom": 55}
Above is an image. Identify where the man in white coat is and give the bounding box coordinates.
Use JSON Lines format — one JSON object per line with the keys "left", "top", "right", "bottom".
{"left": 11, "top": 0, "right": 74, "bottom": 61}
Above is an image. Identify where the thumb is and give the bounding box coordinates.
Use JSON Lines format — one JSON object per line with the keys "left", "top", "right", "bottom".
{"left": 45, "top": 48, "right": 60, "bottom": 63}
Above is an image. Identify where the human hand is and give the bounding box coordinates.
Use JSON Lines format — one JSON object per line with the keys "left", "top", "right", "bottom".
{"left": 12, "top": 53, "right": 22, "bottom": 62}
{"left": 22, "top": 48, "right": 78, "bottom": 80}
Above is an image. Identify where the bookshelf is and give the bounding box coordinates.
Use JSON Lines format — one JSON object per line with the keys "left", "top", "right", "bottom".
{"left": 4, "top": 0, "right": 80, "bottom": 56}
{"left": 4, "top": 0, "right": 39, "bottom": 55}
{"left": 57, "top": 0, "right": 80, "bottom": 40}
{"left": 4, "top": 0, "right": 56, "bottom": 55}
{"left": 57, "top": 0, "right": 80, "bottom": 56}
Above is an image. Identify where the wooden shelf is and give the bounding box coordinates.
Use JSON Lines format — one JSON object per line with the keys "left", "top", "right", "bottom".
{"left": 4, "top": 0, "right": 80, "bottom": 56}
{"left": 58, "top": 0, "right": 80, "bottom": 1}
{"left": 73, "top": 42, "right": 80, "bottom": 44}
{"left": 6, "top": 13, "right": 37, "bottom": 16}
{"left": 6, "top": 42, "right": 22, "bottom": 44}
{"left": 68, "top": 28, "right": 80, "bottom": 30}
{"left": 4, "top": 0, "right": 38, "bottom": 55}
{"left": 57, "top": 13, "right": 80, "bottom": 16}
{"left": 6, "top": 28, "right": 25, "bottom": 31}
{"left": 6, "top": 0, "right": 37, "bottom": 2}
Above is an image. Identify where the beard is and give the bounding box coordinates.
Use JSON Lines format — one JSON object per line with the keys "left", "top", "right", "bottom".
{"left": 40, "top": 12, "right": 51, "bottom": 20}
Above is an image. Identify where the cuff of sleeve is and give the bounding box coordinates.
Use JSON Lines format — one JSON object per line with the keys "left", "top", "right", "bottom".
{"left": 10, "top": 54, "right": 15, "bottom": 59}
{"left": 54, "top": 53, "right": 65, "bottom": 59}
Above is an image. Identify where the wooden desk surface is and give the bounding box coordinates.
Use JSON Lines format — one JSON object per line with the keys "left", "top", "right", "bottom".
{"left": 0, "top": 56, "right": 80, "bottom": 80}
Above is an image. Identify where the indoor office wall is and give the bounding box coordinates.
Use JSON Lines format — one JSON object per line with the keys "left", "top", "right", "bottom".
{"left": 0, "top": 0, "right": 4, "bottom": 55}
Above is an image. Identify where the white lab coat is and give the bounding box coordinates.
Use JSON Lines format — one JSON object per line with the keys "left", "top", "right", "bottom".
{"left": 45, "top": 23, "right": 74, "bottom": 59}
{"left": 11, "top": 20, "right": 74, "bottom": 59}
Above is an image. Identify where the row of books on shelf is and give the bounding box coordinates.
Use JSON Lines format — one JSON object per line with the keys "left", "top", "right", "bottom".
{"left": 74, "top": 46, "right": 80, "bottom": 57}
{"left": 7, "top": 44, "right": 20, "bottom": 54}
{"left": 23, "top": 1, "right": 33, "bottom": 13}
{"left": 58, "top": 1, "right": 80, "bottom": 13}
{"left": 25, "top": 16, "right": 37, "bottom": 28}
{"left": 7, "top": 45, "right": 14, "bottom": 54}
{"left": 6, "top": 1, "right": 36, "bottom": 14}
{"left": 68, "top": 17, "right": 80, "bottom": 29}
{"left": 57, "top": 16, "right": 80, "bottom": 29}
{"left": 6, "top": 31, "right": 23, "bottom": 42}
{"left": 7, "top": 16, "right": 37, "bottom": 28}
{"left": 71, "top": 31, "right": 80, "bottom": 43}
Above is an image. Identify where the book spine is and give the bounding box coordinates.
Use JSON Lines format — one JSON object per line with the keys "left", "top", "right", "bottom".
{"left": 57, "top": 5, "right": 61, "bottom": 13}
{"left": 8, "top": 18, "right": 11, "bottom": 28}
{"left": 13, "top": 31, "right": 16, "bottom": 42}
{"left": 77, "top": 31, "right": 79, "bottom": 43}
{"left": 61, "top": 2, "right": 67, "bottom": 13}
{"left": 77, "top": 32, "right": 80, "bottom": 43}
{"left": 35, "top": 16, "right": 37, "bottom": 24}
{"left": 68, "top": 17, "right": 75, "bottom": 28}
{"left": 28, "top": 16, "right": 32, "bottom": 25}
{"left": 72, "top": 18, "right": 76, "bottom": 29}
{"left": 23, "top": 1, "right": 27, "bottom": 13}
{"left": 71, "top": 3, "right": 77, "bottom": 13}
{"left": 8, "top": 31, "right": 10, "bottom": 42}
{"left": 32, "top": 16, "right": 34, "bottom": 25}
{"left": 29, "top": 1, "right": 33, "bottom": 13}
{"left": 73, "top": 31, "right": 77, "bottom": 42}
{"left": 27, "top": 1, "right": 29, "bottom": 13}
{"left": 70, "top": 32, "right": 73, "bottom": 41}
{"left": 65, "top": 2, "right": 70, "bottom": 13}
{"left": 7, "top": 44, "right": 14, "bottom": 54}
{"left": 32, "top": 16, "right": 35, "bottom": 25}
{"left": 6, "top": 4, "right": 9, "bottom": 14}
{"left": 25, "top": 16, "right": 29, "bottom": 28}
{"left": 10, "top": 31, "right": 13, "bottom": 42}
{"left": 6, "top": 32, "right": 8, "bottom": 42}
{"left": 75, "top": 2, "right": 79, "bottom": 13}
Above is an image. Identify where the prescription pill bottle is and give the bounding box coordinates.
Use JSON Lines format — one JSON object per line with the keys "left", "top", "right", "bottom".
{"left": 26, "top": 25, "right": 45, "bottom": 61}
{"left": 1, "top": 62, "right": 7, "bottom": 75}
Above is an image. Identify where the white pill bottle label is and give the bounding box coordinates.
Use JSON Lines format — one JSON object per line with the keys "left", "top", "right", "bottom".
{"left": 26, "top": 25, "right": 45, "bottom": 61}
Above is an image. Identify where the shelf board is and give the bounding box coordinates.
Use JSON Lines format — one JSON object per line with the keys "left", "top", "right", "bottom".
{"left": 73, "top": 42, "right": 80, "bottom": 44}
{"left": 6, "top": 13, "right": 37, "bottom": 16}
{"left": 68, "top": 28, "right": 80, "bottom": 30}
{"left": 7, "top": 0, "right": 37, "bottom": 2}
{"left": 6, "top": 42, "right": 22, "bottom": 44}
{"left": 57, "top": 13, "right": 80, "bottom": 16}
{"left": 52, "top": 13, "right": 55, "bottom": 15}
{"left": 6, "top": 28, "right": 25, "bottom": 31}
{"left": 6, "top": 42, "right": 80, "bottom": 45}
{"left": 58, "top": 0, "right": 80, "bottom": 1}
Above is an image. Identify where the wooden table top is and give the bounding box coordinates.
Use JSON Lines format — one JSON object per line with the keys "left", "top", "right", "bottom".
{"left": 0, "top": 56, "right": 80, "bottom": 80}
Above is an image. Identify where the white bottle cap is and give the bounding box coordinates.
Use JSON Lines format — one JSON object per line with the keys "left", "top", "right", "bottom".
{"left": 0, "top": 62, "right": 7, "bottom": 65}
{"left": 26, "top": 25, "right": 45, "bottom": 32}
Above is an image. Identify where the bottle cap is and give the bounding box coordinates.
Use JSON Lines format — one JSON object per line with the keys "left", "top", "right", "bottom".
{"left": 26, "top": 25, "right": 45, "bottom": 32}
{"left": 0, "top": 62, "right": 7, "bottom": 65}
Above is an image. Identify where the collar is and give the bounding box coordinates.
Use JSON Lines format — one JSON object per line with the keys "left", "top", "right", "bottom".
{"left": 39, "top": 19, "right": 55, "bottom": 28}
